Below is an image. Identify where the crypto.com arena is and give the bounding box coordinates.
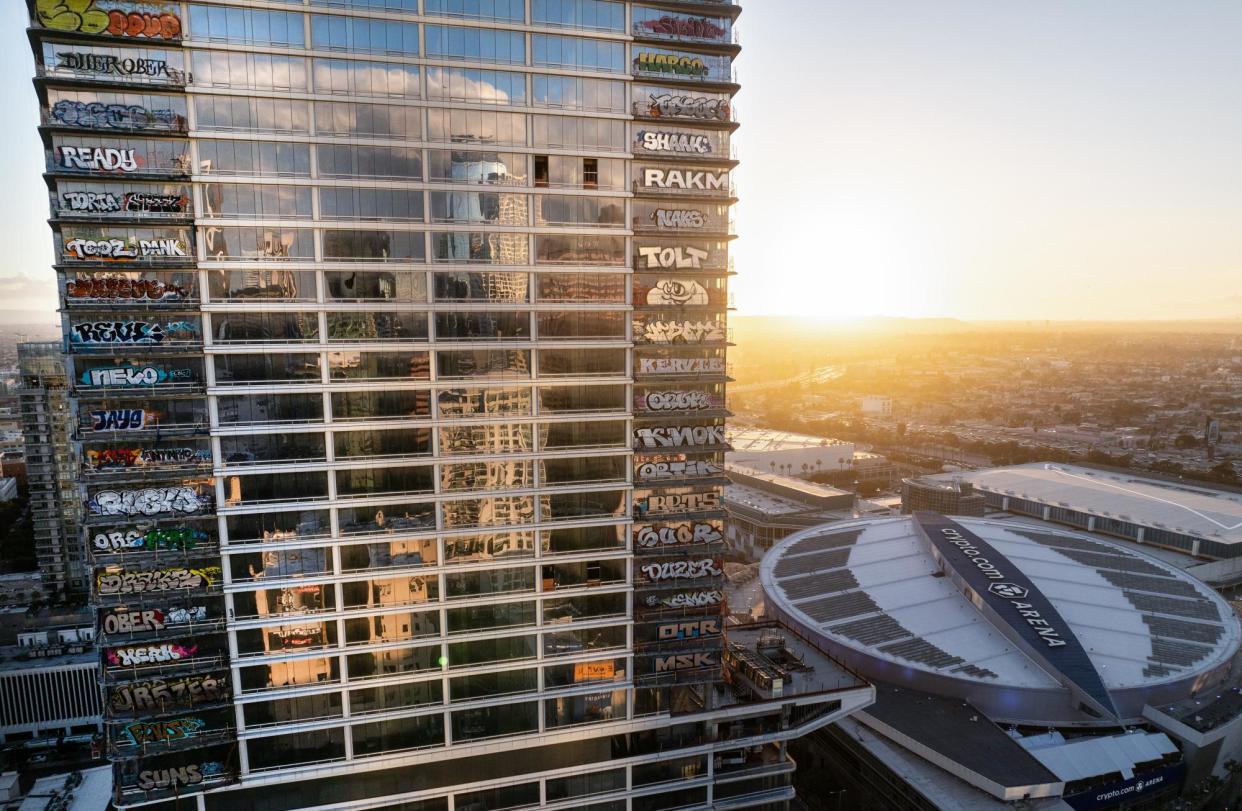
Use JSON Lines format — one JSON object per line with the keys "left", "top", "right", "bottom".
{"left": 760, "top": 513, "right": 1241, "bottom": 726}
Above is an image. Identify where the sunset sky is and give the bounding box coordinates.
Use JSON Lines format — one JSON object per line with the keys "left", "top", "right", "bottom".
{"left": 2, "top": 1, "right": 1240, "bottom": 321}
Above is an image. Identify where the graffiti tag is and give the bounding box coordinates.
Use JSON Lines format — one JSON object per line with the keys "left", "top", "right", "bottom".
{"left": 640, "top": 558, "right": 722, "bottom": 581}
{"left": 638, "top": 15, "right": 726, "bottom": 40}
{"left": 57, "top": 145, "right": 139, "bottom": 172}
{"left": 646, "top": 94, "right": 730, "bottom": 121}
{"left": 86, "top": 447, "right": 208, "bottom": 469}
{"left": 89, "top": 408, "right": 146, "bottom": 431}
{"left": 88, "top": 486, "right": 211, "bottom": 516}
{"left": 653, "top": 209, "right": 706, "bottom": 229}
{"left": 635, "top": 521, "right": 724, "bottom": 547}
{"left": 125, "top": 191, "right": 187, "bottom": 212}
{"left": 644, "top": 589, "right": 723, "bottom": 609}
{"left": 641, "top": 390, "right": 712, "bottom": 411}
{"left": 634, "top": 425, "right": 726, "bottom": 448}
{"left": 657, "top": 618, "right": 721, "bottom": 640}
{"left": 61, "top": 190, "right": 121, "bottom": 212}
{"left": 654, "top": 652, "right": 716, "bottom": 672}
{"left": 639, "top": 130, "right": 712, "bottom": 155}
{"left": 57, "top": 52, "right": 178, "bottom": 79}
{"left": 96, "top": 567, "right": 220, "bottom": 596}
{"left": 108, "top": 673, "right": 227, "bottom": 714}
{"left": 64, "top": 238, "right": 187, "bottom": 260}
{"left": 93, "top": 526, "right": 206, "bottom": 552}
{"left": 643, "top": 168, "right": 728, "bottom": 191}
{"left": 635, "top": 52, "right": 709, "bottom": 77}
{"left": 638, "top": 247, "right": 709, "bottom": 270}
{"left": 81, "top": 365, "right": 190, "bottom": 387}
{"left": 639, "top": 492, "right": 721, "bottom": 513}
{"left": 68, "top": 276, "right": 186, "bottom": 300}
{"left": 51, "top": 100, "right": 184, "bottom": 131}
{"left": 106, "top": 642, "right": 198, "bottom": 667}
{"left": 136, "top": 763, "right": 221, "bottom": 792}
{"left": 36, "top": 1, "right": 182, "bottom": 40}
{"left": 638, "top": 357, "right": 724, "bottom": 375}
{"left": 119, "top": 716, "right": 206, "bottom": 747}
{"left": 639, "top": 320, "right": 726, "bottom": 344}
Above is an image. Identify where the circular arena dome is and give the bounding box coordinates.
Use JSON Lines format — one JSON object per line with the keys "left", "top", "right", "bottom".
{"left": 760, "top": 514, "right": 1242, "bottom": 726}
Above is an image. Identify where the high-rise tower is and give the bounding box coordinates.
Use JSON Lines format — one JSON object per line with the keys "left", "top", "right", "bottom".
{"left": 30, "top": 0, "right": 872, "bottom": 807}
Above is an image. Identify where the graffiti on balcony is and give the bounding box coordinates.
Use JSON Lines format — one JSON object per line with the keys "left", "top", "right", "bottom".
{"left": 88, "top": 486, "right": 212, "bottom": 516}
{"left": 36, "top": 0, "right": 182, "bottom": 40}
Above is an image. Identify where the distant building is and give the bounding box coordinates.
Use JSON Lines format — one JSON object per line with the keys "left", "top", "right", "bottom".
{"left": 0, "top": 609, "right": 100, "bottom": 744}
{"left": 17, "top": 343, "right": 85, "bottom": 599}
{"left": 901, "top": 476, "right": 987, "bottom": 517}
{"left": 861, "top": 395, "right": 892, "bottom": 418}
{"left": 767, "top": 514, "right": 1242, "bottom": 809}
{"left": 724, "top": 464, "right": 855, "bottom": 559}
{"left": 0, "top": 479, "right": 16, "bottom": 503}
{"left": 727, "top": 427, "right": 895, "bottom": 489}
{"left": 920, "top": 462, "right": 1242, "bottom": 559}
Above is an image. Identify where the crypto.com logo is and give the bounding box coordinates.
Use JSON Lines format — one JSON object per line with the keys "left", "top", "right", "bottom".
{"left": 988, "top": 582, "right": 1029, "bottom": 600}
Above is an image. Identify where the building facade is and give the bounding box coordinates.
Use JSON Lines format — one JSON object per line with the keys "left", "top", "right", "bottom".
{"left": 18, "top": 340, "right": 87, "bottom": 598}
{"left": 28, "top": 0, "right": 875, "bottom": 808}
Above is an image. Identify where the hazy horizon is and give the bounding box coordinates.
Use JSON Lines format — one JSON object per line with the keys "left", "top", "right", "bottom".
{"left": 2, "top": 2, "right": 1240, "bottom": 321}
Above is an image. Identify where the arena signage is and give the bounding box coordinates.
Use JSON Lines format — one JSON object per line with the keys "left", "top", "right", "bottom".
{"left": 913, "top": 512, "right": 1118, "bottom": 720}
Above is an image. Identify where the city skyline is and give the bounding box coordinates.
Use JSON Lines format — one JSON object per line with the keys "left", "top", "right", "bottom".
{"left": 3, "top": 1, "right": 1241, "bottom": 322}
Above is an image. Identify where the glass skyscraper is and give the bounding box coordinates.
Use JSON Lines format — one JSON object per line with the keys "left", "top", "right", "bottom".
{"left": 30, "top": 0, "right": 871, "bottom": 807}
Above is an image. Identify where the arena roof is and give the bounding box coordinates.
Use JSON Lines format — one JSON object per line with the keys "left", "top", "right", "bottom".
{"left": 760, "top": 515, "right": 1242, "bottom": 725}
{"left": 936, "top": 463, "right": 1242, "bottom": 545}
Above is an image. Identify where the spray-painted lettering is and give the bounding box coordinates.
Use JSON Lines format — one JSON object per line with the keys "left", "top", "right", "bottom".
{"left": 96, "top": 566, "right": 220, "bottom": 596}
{"left": 50, "top": 100, "right": 185, "bottom": 131}
{"left": 635, "top": 520, "right": 724, "bottom": 547}
{"left": 638, "top": 15, "right": 726, "bottom": 40}
{"left": 639, "top": 320, "right": 726, "bottom": 344}
{"left": 136, "top": 763, "right": 221, "bottom": 792}
{"left": 125, "top": 191, "right": 186, "bottom": 212}
{"left": 642, "top": 168, "right": 728, "bottom": 191}
{"left": 61, "top": 190, "right": 122, "bottom": 212}
{"left": 67, "top": 276, "right": 187, "bottom": 300}
{"left": 644, "top": 589, "right": 723, "bottom": 609}
{"left": 89, "top": 408, "right": 146, "bottom": 431}
{"left": 37, "top": 2, "right": 183, "bottom": 40}
{"left": 654, "top": 209, "right": 706, "bottom": 229}
{"left": 64, "top": 238, "right": 186, "bottom": 260}
{"left": 640, "top": 492, "right": 721, "bottom": 513}
{"left": 57, "top": 145, "right": 139, "bottom": 172}
{"left": 108, "top": 673, "right": 228, "bottom": 714}
{"left": 106, "top": 642, "right": 198, "bottom": 667}
{"left": 92, "top": 526, "right": 206, "bottom": 553}
{"left": 634, "top": 425, "right": 726, "bottom": 448}
{"left": 638, "top": 357, "right": 724, "bottom": 375}
{"left": 640, "top": 558, "right": 722, "bottom": 581}
{"left": 81, "top": 365, "right": 190, "bottom": 387}
{"left": 645, "top": 94, "right": 730, "bottom": 121}
{"left": 119, "top": 716, "right": 206, "bottom": 747}
{"left": 657, "top": 618, "right": 721, "bottom": 640}
{"left": 641, "top": 390, "right": 712, "bottom": 411}
{"left": 639, "top": 130, "right": 712, "bottom": 154}
{"left": 57, "top": 52, "right": 177, "bottom": 80}
{"left": 636, "top": 458, "right": 723, "bottom": 480}
{"left": 88, "top": 486, "right": 211, "bottom": 516}
{"left": 638, "top": 246, "right": 710, "bottom": 270}
{"left": 654, "top": 652, "right": 716, "bottom": 671}
{"left": 635, "top": 52, "right": 709, "bottom": 77}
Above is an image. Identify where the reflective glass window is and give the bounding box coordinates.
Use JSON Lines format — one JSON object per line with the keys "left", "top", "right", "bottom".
{"left": 337, "top": 500, "right": 435, "bottom": 535}
{"left": 220, "top": 432, "right": 327, "bottom": 465}
{"left": 350, "top": 681, "right": 442, "bottom": 716}
{"left": 535, "top": 234, "right": 625, "bottom": 264}
{"left": 317, "top": 145, "right": 423, "bottom": 180}
{"left": 446, "top": 635, "right": 536, "bottom": 667}
{"left": 437, "top": 349, "right": 531, "bottom": 379}
{"left": 353, "top": 715, "right": 445, "bottom": 756}
{"left": 532, "top": 35, "right": 624, "bottom": 72}
{"left": 323, "top": 229, "right": 426, "bottom": 261}
{"left": 326, "top": 311, "right": 428, "bottom": 342}
{"left": 535, "top": 195, "right": 624, "bottom": 227}
{"left": 539, "top": 383, "right": 627, "bottom": 413}
{"left": 532, "top": 116, "right": 625, "bottom": 151}
{"left": 206, "top": 267, "right": 317, "bottom": 302}
{"left": 192, "top": 51, "right": 308, "bottom": 91}
{"left": 429, "top": 191, "right": 528, "bottom": 226}
{"left": 426, "top": 67, "right": 526, "bottom": 105}
{"left": 543, "top": 524, "right": 625, "bottom": 555}
{"left": 439, "top": 423, "right": 533, "bottom": 454}
{"left": 195, "top": 96, "right": 309, "bottom": 134}
{"left": 449, "top": 668, "right": 537, "bottom": 701}
{"left": 343, "top": 609, "right": 439, "bottom": 645}
{"left": 433, "top": 272, "right": 529, "bottom": 302}
{"left": 328, "top": 350, "right": 431, "bottom": 381}
{"left": 537, "top": 347, "right": 626, "bottom": 376}
{"left": 450, "top": 701, "right": 538, "bottom": 741}
{"left": 336, "top": 465, "right": 435, "bottom": 497}
{"left": 320, "top": 187, "right": 424, "bottom": 222}
{"left": 536, "top": 311, "right": 625, "bottom": 339}
{"left": 315, "top": 101, "right": 421, "bottom": 139}
{"left": 536, "top": 272, "right": 626, "bottom": 302}
{"left": 224, "top": 471, "right": 330, "bottom": 505}
{"left": 546, "top": 690, "right": 626, "bottom": 728}
{"left": 202, "top": 225, "right": 314, "bottom": 260}
{"left": 342, "top": 575, "right": 438, "bottom": 609}
{"left": 431, "top": 232, "right": 529, "bottom": 264}
{"left": 442, "top": 495, "right": 536, "bottom": 528}
{"left": 532, "top": 75, "right": 625, "bottom": 112}
{"left": 427, "top": 109, "right": 527, "bottom": 146}
{"left": 434, "top": 312, "right": 529, "bottom": 341}
{"left": 189, "top": 6, "right": 305, "bottom": 47}
{"left": 340, "top": 539, "right": 438, "bottom": 572}
{"left": 443, "top": 531, "right": 536, "bottom": 564}
{"left": 543, "top": 592, "right": 626, "bottom": 623}
{"left": 310, "top": 15, "right": 419, "bottom": 55}
{"left": 541, "top": 489, "right": 626, "bottom": 520}
{"left": 313, "top": 58, "right": 420, "bottom": 98}
{"left": 242, "top": 692, "right": 343, "bottom": 729}
{"left": 225, "top": 509, "right": 331, "bottom": 545}
{"left": 347, "top": 644, "right": 440, "bottom": 679}
{"left": 201, "top": 184, "right": 313, "bottom": 220}
{"left": 238, "top": 657, "right": 339, "bottom": 693}
{"left": 424, "top": 26, "right": 525, "bottom": 65}
{"left": 213, "top": 352, "right": 321, "bottom": 384}
{"left": 427, "top": 150, "right": 527, "bottom": 185}
{"left": 541, "top": 455, "right": 627, "bottom": 485}
{"left": 332, "top": 389, "right": 431, "bottom": 421}
{"left": 440, "top": 460, "right": 534, "bottom": 492}
{"left": 236, "top": 621, "right": 338, "bottom": 655}
{"left": 532, "top": 0, "right": 624, "bottom": 31}
{"left": 334, "top": 428, "right": 433, "bottom": 460}
{"left": 437, "top": 386, "right": 532, "bottom": 418}
{"left": 325, "top": 270, "right": 428, "bottom": 302}
{"left": 247, "top": 728, "right": 346, "bottom": 770}
{"left": 543, "top": 624, "right": 626, "bottom": 656}
{"left": 424, "top": 0, "right": 524, "bottom": 22}
{"left": 210, "top": 311, "right": 319, "bottom": 343}
{"left": 197, "top": 140, "right": 311, "bottom": 177}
